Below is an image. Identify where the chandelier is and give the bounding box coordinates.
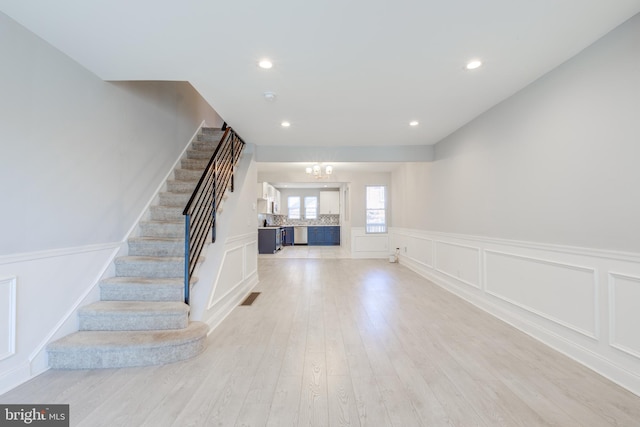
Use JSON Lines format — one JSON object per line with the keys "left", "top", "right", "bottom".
{"left": 305, "top": 164, "right": 333, "bottom": 179}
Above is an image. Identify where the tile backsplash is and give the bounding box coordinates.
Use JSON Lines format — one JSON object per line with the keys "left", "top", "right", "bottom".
{"left": 263, "top": 214, "right": 340, "bottom": 226}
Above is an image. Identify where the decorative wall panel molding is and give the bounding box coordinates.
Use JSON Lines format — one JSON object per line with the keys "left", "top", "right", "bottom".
{"left": 351, "top": 228, "right": 389, "bottom": 258}
{"left": 208, "top": 245, "right": 246, "bottom": 309}
{"left": 0, "top": 276, "right": 16, "bottom": 361}
{"left": 609, "top": 272, "right": 640, "bottom": 360}
{"left": 393, "top": 230, "right": 434, "bottom": 268}
{"left": 434, "top": 241, "right": 481, "bottom": 288}
{"left": 485, "top": 250, "right": 598, "bottom": 339}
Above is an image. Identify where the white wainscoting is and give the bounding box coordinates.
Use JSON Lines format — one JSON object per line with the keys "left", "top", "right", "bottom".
{"left": 435, "top": 241, "right": 481, "bottom": 289}
{"left": 390, "top": 227, "right": 640, "bottom": 397}
{"left": 351, "top": 227, "right": 390, "bottom": 258}
{"left": 0, "top": 242, "right": 122, "bottom": 395}
{"left": 485, "top": 250, "right": 598, "bottom": 340}
{"left": 609, "top": 272, "right": 640, "bottom": 360}
{"left": 0, "top": 276, "right": 16, "bottom": 361}
{"left": 190, "top": 232, "right": 259, "bottom": 331}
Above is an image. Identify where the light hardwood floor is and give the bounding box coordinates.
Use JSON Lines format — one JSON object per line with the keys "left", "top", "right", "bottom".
{"left": 2, "top": 257, "right": 640, "bottom": 426}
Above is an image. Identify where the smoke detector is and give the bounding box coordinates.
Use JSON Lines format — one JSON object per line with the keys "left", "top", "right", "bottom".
{"left": 263, "top": 91, "right": 276, "bottom": 102}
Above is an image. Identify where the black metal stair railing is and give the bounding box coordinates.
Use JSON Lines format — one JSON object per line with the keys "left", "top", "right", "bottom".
{"left": 182, "top": 126, "right": 245, "bottom": 304}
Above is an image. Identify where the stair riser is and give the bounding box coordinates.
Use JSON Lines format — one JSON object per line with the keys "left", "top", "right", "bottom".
{"left": 128, "top": 241, "right": 184, "bottom": 257}
{"left": 100, "top": 283, "right": 184, "bottom": 302}
{"left": 191, "top": 141, "right": 217, "bottom": 151}
{"left": 196, "top": 132, "right": 224, "bottom": 143}
{"left": 149, "top": 206, "right": 184, "bottom": 221}
{"left": 174, "top": 168, "right": 203, "bottom": 181}
{"left": 138, "top": 222, "right": 183, "bottom": 238}
{"left": 79, "top": 313, "right": 188, "bottom": 331}
{"left": 166, "top": 180, "right": 197, "bottom": 193}
{"left": 47, "top": 336, "right": 206, "bottom": 369}
{"left": 159, "top": 192, "right": 192, "bottom": 207}
{"left": 115, "top": 261, "right": 183, "bottom": 278}
{"left": 181, "top": 158, "right": 210, "bottom": 170}
{"left": 186, "top": 149, "right": 214, "bottom": 160}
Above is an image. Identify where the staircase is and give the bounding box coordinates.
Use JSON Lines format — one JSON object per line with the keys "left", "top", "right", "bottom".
{"left": 47, "top": 128, "right": 228, "bottom": 369}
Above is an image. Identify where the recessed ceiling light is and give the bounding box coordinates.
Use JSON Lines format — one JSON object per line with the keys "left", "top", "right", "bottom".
{"left": 466, "top": 60, "right": 482, "bottom": 70}
{"left": 409, "top": 121, "right": 419, "bottom": 127}
{"left": 258, "top": 59, "right": 273, "bottom": 69}
{"left": 281, "top": 121, "right": 291, "bottom": 127}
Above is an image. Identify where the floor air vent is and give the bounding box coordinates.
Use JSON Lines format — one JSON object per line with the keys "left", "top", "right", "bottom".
{"left": 241, "top": 292, "right": 260, "bottom": 306}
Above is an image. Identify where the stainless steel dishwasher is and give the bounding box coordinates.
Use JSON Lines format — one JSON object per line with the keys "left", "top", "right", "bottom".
{"left": 294, "top": 226, "right": 308, "bottom": 245}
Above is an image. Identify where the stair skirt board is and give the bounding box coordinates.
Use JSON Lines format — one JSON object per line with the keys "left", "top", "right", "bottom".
{"left": 46, "top": 127, "right": 232, "bottom": 370}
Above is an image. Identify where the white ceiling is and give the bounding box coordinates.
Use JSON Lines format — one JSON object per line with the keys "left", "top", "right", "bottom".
{"left": 2, "top": 1, "right": 639, "bottom": 152}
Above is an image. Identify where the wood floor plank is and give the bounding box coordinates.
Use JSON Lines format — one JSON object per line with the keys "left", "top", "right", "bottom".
{"left": 327, "top": 375, "right": 361, "bottom": 427}
{"left": 298, "top": 352, "right": 328, "bottom": 427}
{"left": 265, "top": 375, "right": 302, "bottom": 427}
{"left": 349, "top": 374, "right": 393, "bottom": 427}
{"left": 375, "top": 374, "right": 425, "bottom": 427}
{"left": 386, "top": 349, "right": 451, "bottom": 426}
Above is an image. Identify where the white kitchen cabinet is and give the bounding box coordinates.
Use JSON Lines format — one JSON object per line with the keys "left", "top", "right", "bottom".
{"left": 274, "top": 190, "right": 281, "bottom": 214}
{"left": 320, "top": 191, "right": 340, "bottom": 214}
{"left": 257, "top": 182, "right": 275, "bottom": 213}
{"left": 257, "top": 182, "right": 270, "bottom": 200}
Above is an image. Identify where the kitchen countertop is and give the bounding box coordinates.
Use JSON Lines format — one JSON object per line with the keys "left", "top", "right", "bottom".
{"left": 259, "top": 225, "right": 340, "bottom": 229}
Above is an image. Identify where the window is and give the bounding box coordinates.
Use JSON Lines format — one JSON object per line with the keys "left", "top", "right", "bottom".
{"left": 304, "top": 196, "right": 317, "bottom": 219}
{"left": 288, "top": 196, "right": 300, "bottom": 219}
{"left": 366, "top": 185, "right": 386, "bottom": 233}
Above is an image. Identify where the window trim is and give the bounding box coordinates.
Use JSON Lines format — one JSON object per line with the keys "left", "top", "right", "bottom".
{"left": 288, "top": 196, "right": 301, "bottom": 219}
{"left": 365, "top": 185, "right": 387, "bottom": 234}
{"left": 304, "top": 196, "right": 318, "bottom": 219}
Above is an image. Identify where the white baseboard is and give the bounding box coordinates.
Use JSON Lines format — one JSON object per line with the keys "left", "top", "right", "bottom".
{"left": 0, "top": 362, "right": 30, "bottom": 396}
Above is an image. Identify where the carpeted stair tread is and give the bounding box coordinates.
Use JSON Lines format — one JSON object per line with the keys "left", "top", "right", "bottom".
{"left": 47, "top": 322, "right": 208, "bottom": 369}
{"left": 128, "top": 236, "right": 183, "bottom": 243}
{"left": 116, "top": 255, "right": 184, "bottom": 263}
{"left": 49, "top": 322, "right": 207, "bottom": 350}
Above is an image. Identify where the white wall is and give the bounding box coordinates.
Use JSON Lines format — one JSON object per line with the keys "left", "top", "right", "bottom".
{"left": 0, "top": 12, "right": 223, "bottom": 393}
{"left": 391, "top": 14, "right": 640, "bottom": 396}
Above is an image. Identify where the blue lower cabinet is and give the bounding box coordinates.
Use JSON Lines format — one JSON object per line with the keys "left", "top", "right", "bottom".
{"left": 258, "top": 228, "right": 283, "bottom": 253}
{"left": 283, "top": 227, "right": 294, "bottom": 245}
{"left": 308, "top": 226, "right": 322, "bottom": 245}
{"left": 327, "top": 226, "right": 340, "bottom": 245}
{"left": 308, "top": 226, "right": 340, "bottom": 246}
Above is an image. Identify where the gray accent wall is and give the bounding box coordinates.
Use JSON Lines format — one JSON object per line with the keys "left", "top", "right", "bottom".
{"left": 392, "top": 13, "right": 640, "bottom": 253}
